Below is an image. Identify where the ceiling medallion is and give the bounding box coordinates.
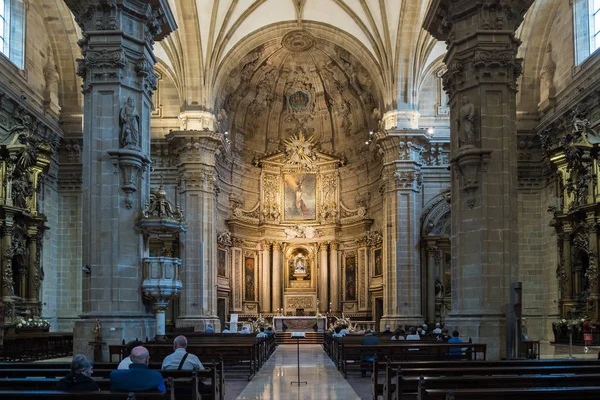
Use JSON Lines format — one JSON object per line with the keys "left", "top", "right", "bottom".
{"left": 282, "top": 30, "right": 315, "bottom": 52}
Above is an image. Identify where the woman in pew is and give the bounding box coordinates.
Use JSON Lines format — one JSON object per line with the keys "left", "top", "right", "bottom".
{"left": 56, "top": 354, "right": 99, "bottom": 392}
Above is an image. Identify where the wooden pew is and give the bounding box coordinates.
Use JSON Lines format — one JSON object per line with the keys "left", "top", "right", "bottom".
{"left": 0, "top": 333, "right": 73, "bottom": 362}
{"left": 390, "top": 364, "right": 600, "bottom": 400}
{"left": 374, "top": 359, "right": 600, "bottom": 400}
{"left": 0, "top": 392, "right": 170, "bottom": 399}
{"left": 0, "top": 362, "right": 223, "bottom": 400}
{"left": 339, "top": 342, "right": 487, "bottom": 378}
{"left": 419, "top": 386, "right": 600, "bottom": 400}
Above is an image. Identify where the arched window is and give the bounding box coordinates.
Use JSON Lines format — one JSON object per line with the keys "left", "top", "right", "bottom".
{"left": 0, "top": 0, "right": 25, "bottom": 69}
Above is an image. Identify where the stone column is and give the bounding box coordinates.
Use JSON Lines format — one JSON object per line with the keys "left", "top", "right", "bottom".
{"left": 426, "top": 243, "right": 439, "bottom": 323}
{"left": 424, "top": 0, "right": 534, "bottom": 359}
{"left": 272, "top": 242, "right": 282, "bottom": 313}
{"left": 65, "top": 0, "right": 176, "bottom": 358}
{"left": 319, "top": 243, "right": 329, "bottom": 313}
{"left": 172, "top": 131, "right": 223, "bottom": 331}
{"left": 376, "top": 130, "right": 426, "bottom": 328}
{"left": 260, "top": 242, "right": 271, "bottom": 313}
{"left": 330, "top": 241, "right": 339, "bottom": 313}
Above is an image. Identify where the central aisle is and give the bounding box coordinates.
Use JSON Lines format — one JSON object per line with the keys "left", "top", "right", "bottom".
{"left": 236, "top": 344, "right": 361, "bottom": 400}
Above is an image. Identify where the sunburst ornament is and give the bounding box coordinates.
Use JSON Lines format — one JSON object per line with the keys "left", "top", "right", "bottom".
{"left": 284, "top": 131, "right": 317, "bottom": 170}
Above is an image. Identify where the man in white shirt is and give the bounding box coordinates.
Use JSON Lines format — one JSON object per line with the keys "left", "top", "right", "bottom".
{"left": 406, "top": 327, "right": 420, "bottom": 340}
{"left": 161, "top": 336, "right": 204, "bottom": 371}
{"left": 432, "top": 323, "right": 442, "bottom": 335}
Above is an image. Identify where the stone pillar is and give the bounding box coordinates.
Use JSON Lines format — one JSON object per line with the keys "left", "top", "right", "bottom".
{"left": 272, "top": 242, "right": 282, "bottom": 313}
{"left": 260, "top": 242, "right": 271, "bottom": 313}
{"left": 319, "top": 243, "right": 329, "bottom": 313}
{"left": 426, "top": 243, "right": 439, "bottom": 323}
{"left": 172, "top": 131, "right": 223, "bottom": 331}
{"left": 377, "top": 130, "right": 426, "bottom": 328}
{"left": 424, "top": 0, "right": 534, "bottom": 359}
{"left": 64, "top": 0, "right": 176, "bottom": 359}
{"left": 330, "top": 241, "right": 339, "bottom": 313}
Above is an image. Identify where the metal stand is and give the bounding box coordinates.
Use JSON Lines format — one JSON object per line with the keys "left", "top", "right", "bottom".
{"left": 291, "top": 332, "right": 307, "bottom": 386}
{"left": 568, "top": 331, "right": 575, "bottom": 359}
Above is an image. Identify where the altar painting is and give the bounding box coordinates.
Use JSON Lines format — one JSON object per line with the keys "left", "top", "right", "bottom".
{"left": 345, "top": 256, "right": 357, "bottom": 301}
{"left": 244, "top": 256, "right": 255, "bottom": 301}
{"left": 284, "top": 173, "right": 316, "bottom": 221}
{"left": 373, "top": 248, "right": 382, "bottom": 276}
{"left": 218, "top": 248, "right": 226, "bottom": 277}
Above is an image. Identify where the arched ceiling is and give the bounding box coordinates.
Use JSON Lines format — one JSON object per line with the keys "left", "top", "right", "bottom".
{"left": 214, "top": 29, "right": 381, "bottom": 161}
{"left": 158, "top": 0, "right": 436, "bottom": 110}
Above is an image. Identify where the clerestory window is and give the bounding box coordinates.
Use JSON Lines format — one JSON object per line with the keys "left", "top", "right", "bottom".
{"left": 0, "top": 0, "right": 25, "bottom": 69}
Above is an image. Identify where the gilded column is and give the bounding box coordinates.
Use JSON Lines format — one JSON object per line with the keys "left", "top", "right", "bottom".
{"left": 261, "top": 242, "right": 271, "bottom": 313}
{"left": 424, "top": 0, "right": 535, "bottom": 359}
{"left": 330, "top": 241, "right": 339, "bottom": 313}
{"left": 272, "top": 242, "right": 282, "bottom": 313}
{"left": 318, "top": 243, "right": 328, "bottom": 313}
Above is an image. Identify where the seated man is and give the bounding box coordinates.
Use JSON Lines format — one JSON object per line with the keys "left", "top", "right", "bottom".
{"left": 447, "top": 330, "right": 464, "bottom": 359}
{"left": 162, "top": 335, "right": 207, "bottom": 395}
{"left": 432, "top": 323, "right": 442, "bottom": 335}
{"left": 118, "top": 339, "right": 143, "bottom": 370}
{"left": 256, "top": 327, "right": 267, "bottom": 338}
{"left": 360, "top": 330, "right": 380, "bottom": 377}
{"left": 110, "top": 346, "right": 165, "bottom": 392}
{"left": 162, "top": 335, "right": 204, "bottom": 371}
{"left": 265, "top": 326, "right": 275, "bottom": 336}
{"left": 204, "top": 324, "right": 215, "bottom": 333}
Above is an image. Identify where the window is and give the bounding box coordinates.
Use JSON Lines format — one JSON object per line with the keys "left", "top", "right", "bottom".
{"left": 0, "top": 0, "right": 24, "bottom": 69}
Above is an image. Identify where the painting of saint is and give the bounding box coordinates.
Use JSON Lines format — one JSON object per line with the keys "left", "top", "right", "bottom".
{"left": 345, "top": 256, "right": 356, "bottom": 301}
{"left": 217, "top": 249, "right": 226, "bottom": 277}
{"left": 374, "top": 248, "right": 382, "bottom": 276}
{"left": 284, "top": 173, "right": 316, "bottom": 221}
{"left": 244, "top": 257, "right": 255, "bottom": 301}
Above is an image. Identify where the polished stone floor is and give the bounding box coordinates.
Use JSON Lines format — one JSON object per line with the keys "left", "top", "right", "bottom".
{"left": 235, "top": 344, "right": 360, "bottom": 400}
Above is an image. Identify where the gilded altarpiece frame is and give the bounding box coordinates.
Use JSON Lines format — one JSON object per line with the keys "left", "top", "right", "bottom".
{"left": 283, "top": 173, "right": 317, "bottom": 222}
{"left": 343, "top": 251, "right": 358, "bottom": 312}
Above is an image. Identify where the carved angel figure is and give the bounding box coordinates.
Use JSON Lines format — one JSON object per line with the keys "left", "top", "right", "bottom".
{"left": 120, "top": 97, "right": 140, "bottom": 148}
{"left": 458, "top": 97, "right": 475, "bottom": 147}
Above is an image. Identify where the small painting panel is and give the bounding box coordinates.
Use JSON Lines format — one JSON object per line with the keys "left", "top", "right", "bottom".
{"left": 244, "top": 256, "right": 255, "bottom": 301}
{"left": 284, "top": 173, "right": 316, "bottom": 221}
{"left": 218, "top": 248, "right": 226, "bottom": 277}
{"left": 373, "top": 248, "right": 382, "bottom": 276}
{"left": 345, "top": 256, "right": 357, "bottom": 301}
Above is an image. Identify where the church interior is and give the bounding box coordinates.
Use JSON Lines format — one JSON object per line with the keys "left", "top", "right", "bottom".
{"left": 4, "top": 0, "right": 600, "bottom": 397}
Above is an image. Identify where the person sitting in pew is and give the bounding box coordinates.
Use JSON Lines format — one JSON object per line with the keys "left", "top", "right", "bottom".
{"left": 406, "top": 327, "right": 420, "bottom": 341}
{"left": 110, "top": 346, "right": 166, "bottom": 393}
{"left": 162, "top": 335, "right": 209, "bottom": 396}
{"left": 332, "top": 326, "right": 344, "bottom": 338}
{"left": 204, "top": 324, "right": 215, "bottom": 333}
{"left": 265, "top": 326, "right": 275, "bottom": 336}
{"left": 432, "top": 322, "right": 442, "bottom": 335}
{"left": 256, "top": 327, "right": 267, "bottom": 338}
{"left": 360, "top": 330, "right": 380, "bottom": 377}
{"left": 118, "top": 339, "right": 143, "bottom": 370}
{"left": 162, "top": 335, "right": 204, "bottom": 371}
{"left": 437, "top": 327, "right": 450, "bottom": 342}
{"left": 56, "top": 354, "right": 99, "bottom": 392}
{"left": 448, "top": 330, "right": 464, "bottom": 359}
{"left": 391, "top": 328, "right": 405, "bottom": 341}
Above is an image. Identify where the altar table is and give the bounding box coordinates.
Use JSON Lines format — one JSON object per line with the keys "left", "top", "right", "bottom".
{"left": 273, "top": 316, "right": 328, "bottom": 332}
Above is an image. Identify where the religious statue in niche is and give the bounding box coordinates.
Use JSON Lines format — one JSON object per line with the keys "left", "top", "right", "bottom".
{"left": 345, "top": 256, "right": 357, "bottom": 301}
{"left": 244, "top": 256, "right": 255, "bottom": 301}
{"left": 289, "top": 251, "right": 311, "bottom": 281}
{"left": 458, "top": 97, "right": 475, "bottom": 147}
{"left": 120, "top": 97, "right": 140, "bottom": 148}
{"left": 284, "top": 173, "right": 316, "bottom": 221}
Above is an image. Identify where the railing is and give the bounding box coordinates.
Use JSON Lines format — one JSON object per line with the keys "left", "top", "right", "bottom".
{"left": 351, "top": 320, "right": 376, "bottom": 331}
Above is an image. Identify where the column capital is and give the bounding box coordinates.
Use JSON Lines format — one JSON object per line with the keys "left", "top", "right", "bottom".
{"left": 375, "top": 130, "right": 430, "bottom": 165}
{"left": 272, "top": 241, "right": 282, "bottom": 251}
{"left": 168, "top": 130, "right": 226, "bottom": 167}
{"left": 424, "top": 0, "right": 534, "bottom": 43}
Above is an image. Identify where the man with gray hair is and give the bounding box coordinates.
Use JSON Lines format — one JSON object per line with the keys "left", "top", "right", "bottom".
{"left": 110, "top": 346, "right": 165, "bottom": 392}
{"left": 161, "top": 335, "right": 204, "bottom": 371}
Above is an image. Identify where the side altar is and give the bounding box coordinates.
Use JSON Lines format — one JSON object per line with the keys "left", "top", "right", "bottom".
{"left": 273, "top": 316, "right": 328, "bottom": 332}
